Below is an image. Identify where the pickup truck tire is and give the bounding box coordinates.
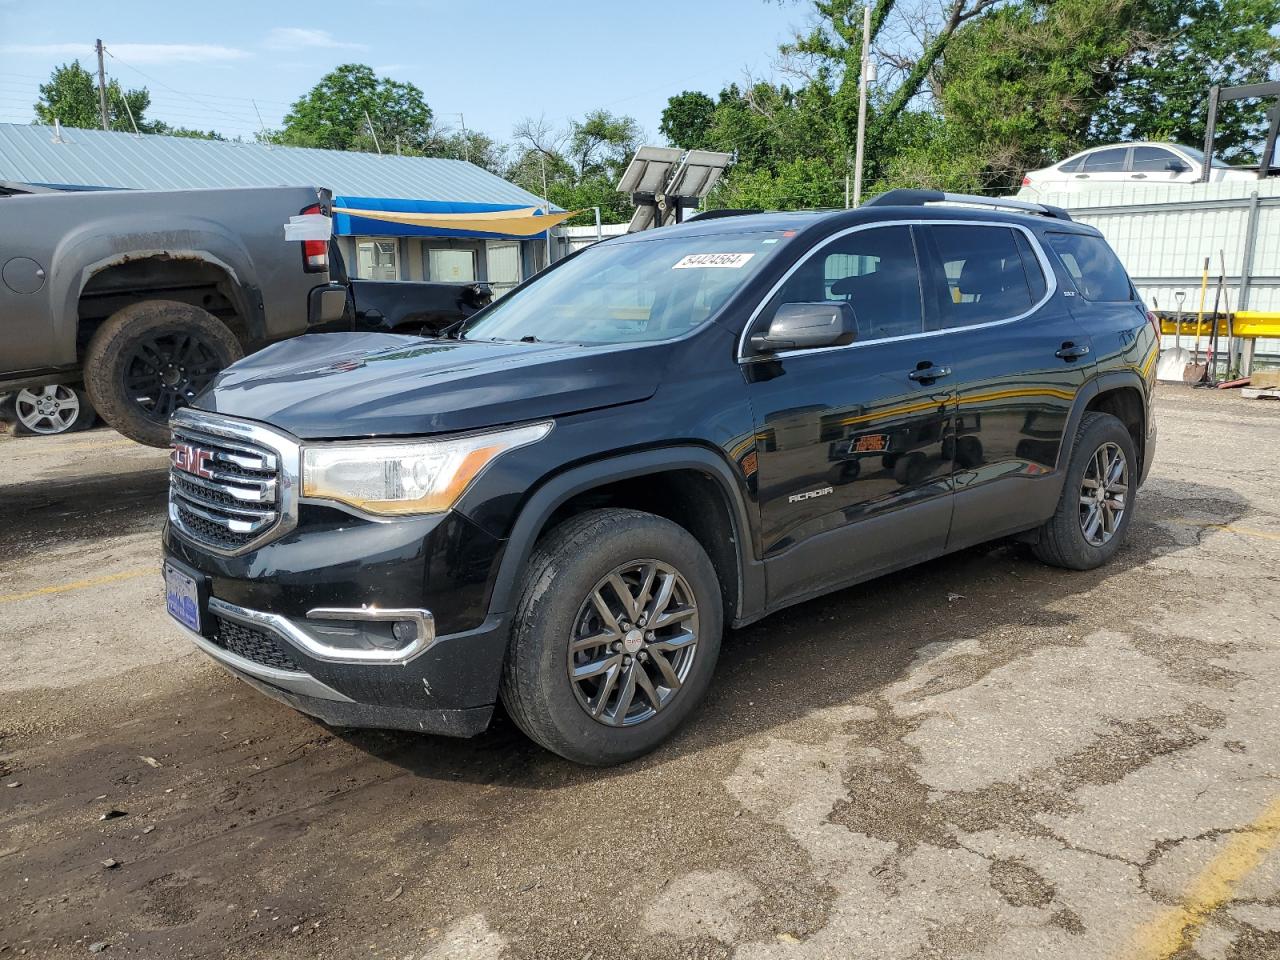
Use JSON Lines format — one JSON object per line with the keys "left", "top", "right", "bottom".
{"left": 500, "top": 508, "right": 723, "bottom": 765}
{"left": 84, "top": 300, "right": 243, "bottom": 447}
{"left": 1032, "top": 411, "right": 1136, "bottom": 570}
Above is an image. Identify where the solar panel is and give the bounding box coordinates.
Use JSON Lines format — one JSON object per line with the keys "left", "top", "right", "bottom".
{"left": 618, "top": 146, "right": 733, "bottom": 232}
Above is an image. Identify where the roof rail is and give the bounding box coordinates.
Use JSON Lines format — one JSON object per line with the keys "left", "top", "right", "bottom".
{"left": 685, "top": 208, "right": 764, "bottom": 222}
{"left": 864, "top": 188, "right": 1072, "bottom": 222}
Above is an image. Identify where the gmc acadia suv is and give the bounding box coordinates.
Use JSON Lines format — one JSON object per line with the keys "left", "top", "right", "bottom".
{"left": 161, "top": 190, "right": 1158, "bottom": 765}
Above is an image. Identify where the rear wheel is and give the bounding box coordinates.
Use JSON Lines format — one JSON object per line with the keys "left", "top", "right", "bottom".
{"left": 1032, "top": 411, "right": 1137, "bottom": 570}
{"left": 83, "top": 300, "right": 242, "bottom": 447}
{"left": 11, "top": 384, "right": 97, "bottom": 435}
{"left": 500, "top": 508, "right": 723, "bottom": 765}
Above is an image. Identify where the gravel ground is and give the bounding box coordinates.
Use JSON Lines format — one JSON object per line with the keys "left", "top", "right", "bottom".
{"left": 1, "top": 386, "right": 1279, "bottom": 960}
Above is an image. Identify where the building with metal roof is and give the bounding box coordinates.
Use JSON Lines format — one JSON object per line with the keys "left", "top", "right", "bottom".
{"left": 0, "top": 122, "right": 568, "bottom": 293}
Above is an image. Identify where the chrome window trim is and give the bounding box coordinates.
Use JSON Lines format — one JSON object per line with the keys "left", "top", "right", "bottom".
{"left": 736, "top": 218, "right": 1059, "bottom": 364}
{"left": 211, "top": 597, "right": 437, "bottom": 665}
{"left": 168, "top": 407, "right": 301, "bottom": 557}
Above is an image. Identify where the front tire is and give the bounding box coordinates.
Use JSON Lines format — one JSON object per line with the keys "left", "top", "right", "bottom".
{"left": 500, "top": 509, "right": 723, "bottom": 766}
{"left": 83, "top": 300, "right": 243, "bottom": 448}
{"left": 1032, "top": 411, "right": 1137, "bottom": 570}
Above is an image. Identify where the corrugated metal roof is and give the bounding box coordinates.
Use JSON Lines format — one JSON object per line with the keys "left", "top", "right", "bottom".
{"left": 0, "top": 122, "right": 551, "bottom": 207}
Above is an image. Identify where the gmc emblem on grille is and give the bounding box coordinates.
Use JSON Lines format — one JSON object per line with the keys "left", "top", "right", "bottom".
{"left": 172, "top": 442, "right": 216, "bottom": 479}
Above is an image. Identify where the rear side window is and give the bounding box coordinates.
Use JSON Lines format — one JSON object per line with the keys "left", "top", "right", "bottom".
{"left": 1083, "top": 148, "right": 1128, "bottom": 172}
{"left": 1131, "top": 146, "right": 1179, "bottom": 172}
{"left": 1047, "top": 233, "right": 1133, "bottom": 302}
{"left": 923, "top": 225, "right": 1035, "bottom": 329}
{"left": 769, "top": 225, "right": 923, "bottom": 341}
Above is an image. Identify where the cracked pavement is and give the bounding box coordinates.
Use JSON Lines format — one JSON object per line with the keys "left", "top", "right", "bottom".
{"left": 2, "top": 385, "right": 1279, "bottom": 959}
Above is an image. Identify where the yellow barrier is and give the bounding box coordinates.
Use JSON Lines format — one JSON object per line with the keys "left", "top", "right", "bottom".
{"left": 1156, "top": 312, "right": 1280, "bottom": 339}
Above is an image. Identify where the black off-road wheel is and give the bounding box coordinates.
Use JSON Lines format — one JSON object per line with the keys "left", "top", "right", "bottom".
{"left": 83, "top": 300, "right": 243, "bottom": 447}
{"left": 500, "top": 509, "right": 723, "bottom": 766}
{"left": 1032, "top": 411, "right": 1137, "bottom": 570}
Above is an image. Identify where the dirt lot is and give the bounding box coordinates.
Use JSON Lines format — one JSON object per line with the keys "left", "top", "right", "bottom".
{"left": 2, "top": 386, "right": 1279, "bottom": 960}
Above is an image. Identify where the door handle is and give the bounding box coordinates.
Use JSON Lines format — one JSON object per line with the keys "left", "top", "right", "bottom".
{"left": 1055, "top": 342, "right": 1091, "bottom": 360}
{"left": 908, "top": 363, "right": 952, "bottom": 382}
{"left": 1075, "top": 174, "right": 1089, "bottom": 179}
{"left": 1131, "top": 173, "right": 1147, "bottom": 179}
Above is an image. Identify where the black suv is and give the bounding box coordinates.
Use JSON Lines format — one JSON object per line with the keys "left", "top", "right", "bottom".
{"left": 162, "top": 190, "right": 1158, "bottom": 765}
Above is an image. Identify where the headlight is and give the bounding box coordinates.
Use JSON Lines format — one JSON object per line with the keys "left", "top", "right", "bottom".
{"left": 302, "top": 421, "right": 552, "bottom": 516}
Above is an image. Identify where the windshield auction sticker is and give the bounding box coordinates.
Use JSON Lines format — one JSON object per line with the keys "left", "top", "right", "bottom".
{"left": 672, "top": 252, "right": 755, "bottom": 269}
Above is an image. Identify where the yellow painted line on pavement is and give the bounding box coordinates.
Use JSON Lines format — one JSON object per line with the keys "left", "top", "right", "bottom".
{"left": 1174, "top": 518, "right": 1280, "bottom": 543}
{"left": 0, "top": 567, "right": 152, "bottom": 604}
{"left": 1124, "top": 795, "right": 1280, "bottom": 960}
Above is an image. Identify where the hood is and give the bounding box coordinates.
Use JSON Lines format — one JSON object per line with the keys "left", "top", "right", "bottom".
{"left": 196, "top": 332, "right": 662, "bottom": 439}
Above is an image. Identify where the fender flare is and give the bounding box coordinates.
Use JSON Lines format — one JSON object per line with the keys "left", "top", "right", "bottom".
{"left": 49, "top": 218, "right": 261, "bottom": 363}
{"left": 483, "top": 446, "right": 765, "bottom": 626}
{"left": 1057, "top": 369, "right": 1149, "bottom": 472}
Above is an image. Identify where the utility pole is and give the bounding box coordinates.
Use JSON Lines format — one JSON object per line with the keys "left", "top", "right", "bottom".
{"left": 456, "top": 113, "right": 471, "bottom": 163}
{"left": 539, "top": 152, "right": 552, "bottom": 267}
{"left": 95, "top": 39, "right": 110, "bottom": 131}
{"left": 363, "top": 109, "right": 382, "bottom": 155}
{"left": 852, "top": 4, "right": 872, "bottom": 207}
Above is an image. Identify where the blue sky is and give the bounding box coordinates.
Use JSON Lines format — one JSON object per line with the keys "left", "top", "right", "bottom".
{"left": 0, "top": 0, "right": 802, "bottom": 144}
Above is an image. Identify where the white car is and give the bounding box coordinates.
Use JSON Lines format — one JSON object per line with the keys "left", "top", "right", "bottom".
{"left": 1021, "top": 142, "right": 1256, "bottom": 196}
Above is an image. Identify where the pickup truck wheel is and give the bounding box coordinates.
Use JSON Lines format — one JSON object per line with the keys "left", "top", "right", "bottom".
{"left": 84, "top": 300, "right": 243, "bottom": 447}
{"left": 500, "top": 508, "right": 723, "bottom": 766}
{"left": 1032, "top": 411, "right": 1136, "bottom": 570}
{"left": 12, "top": 384, "right": 97, "bottom": 435}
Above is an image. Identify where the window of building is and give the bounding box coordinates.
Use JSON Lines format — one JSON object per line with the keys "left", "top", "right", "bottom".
{"left": 1047, "top": 233, "right": 1133, "bottom": 302}
{"left": 769, "top": 225, "right": 923, "bottom": 341}
{"left": 486, "top": 241, "right": 522, "bottom": 298}
{"left": 427, "top": 247, "right": 477, "bottom": 283}
{"left": 355, "top": 239, "right": 399, "bottom": 280}
{"left": 923, "top": 225, "right": 1035, "bottom": 329}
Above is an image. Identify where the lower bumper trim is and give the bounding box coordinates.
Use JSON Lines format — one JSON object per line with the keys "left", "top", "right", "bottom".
{"left": 183, "top": 625, "right": 354, "bottom": 703}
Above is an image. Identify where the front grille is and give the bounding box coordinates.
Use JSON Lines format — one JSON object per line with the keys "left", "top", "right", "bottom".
{"left": 212, "top": 616, "right": 301, "bottom": 672}
{"left": 169, "top": 419, "right": 283, "bottom": 553}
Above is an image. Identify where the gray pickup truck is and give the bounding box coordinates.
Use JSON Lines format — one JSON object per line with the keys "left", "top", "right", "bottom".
{"left": 0, "top": 183, "right": 348, "bottom": 446}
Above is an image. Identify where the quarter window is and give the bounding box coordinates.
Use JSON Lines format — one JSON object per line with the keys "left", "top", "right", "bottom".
{"left": 767, "top": 225, "right": 923, "bottom": 341}
{"left": 1058, "top": 155, "right": 1085, "bottom": 174}
{"left": 923, "top": 225, "right": 1035, "bottom": 329}
{"left": 1047, "top": 233, "right": 1133, "bottom": 302}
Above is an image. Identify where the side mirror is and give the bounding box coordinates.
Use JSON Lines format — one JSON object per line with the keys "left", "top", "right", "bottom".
{"left": 1165, "top": 158, "right": 1189, "bottom": 173}
{"left": 750, "top": 301, "right": 857, "bottom": 353}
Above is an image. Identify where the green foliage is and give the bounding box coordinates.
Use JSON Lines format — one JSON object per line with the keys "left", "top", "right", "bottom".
{"left": 279, "top": 64, "right": 433, "bottom": 153}
{"left": 34, "top": 60, "right": 160, "bottom": 134}
{"left": 660, "top": 91, "right": 716, "bottom": 149}
{"left": 157, "top": 125, "right": 226, "bottom": 141}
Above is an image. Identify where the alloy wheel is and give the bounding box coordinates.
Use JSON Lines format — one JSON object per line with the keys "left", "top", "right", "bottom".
{"left": 1079, "top": 441, "right": 1128, "bottom": 546}
{"left": 566, "top": 559, "right": 699, "bottom": 727}
{"left": 14, "top": 385, "right": 80, "bottom": 434}
{"left": 122, "top": 333, "right": 224, "bottom": 423}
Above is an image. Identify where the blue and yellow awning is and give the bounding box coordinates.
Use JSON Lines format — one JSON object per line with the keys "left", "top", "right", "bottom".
{"left": 333, "top": 197, "right": 574, "bottom": 240}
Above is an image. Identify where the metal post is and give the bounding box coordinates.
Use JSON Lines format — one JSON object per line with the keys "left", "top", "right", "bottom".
{"left": 1236, "top": 190, "right": 1262, "bottom": 375}
{"left": 1201, "top": 85, "right": 1220, "bottom": 183}
{"left": 593, "top": 206, "right": 602, "bottom": 244}
{"left": 95, "top": 39, "right": 110, "bottom": 131}
{"left": 851, "top": 4, "right": 871, "bottom": 206}
{"left": 1259, "top": 105, "right": 1280, "bottom": 181}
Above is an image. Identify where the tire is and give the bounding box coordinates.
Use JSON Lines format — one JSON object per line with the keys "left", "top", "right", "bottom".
{"left": 11, "top": 384, "right": 97, "bottom": 435}
{"left": 83, "top": 300, "right": 243, "bottom": 447}
{"left": 1032, "top": 411, "right": 1137, "bottom": 570}
{"left": 500, "top": 508, "right": 723, "bottom": 766}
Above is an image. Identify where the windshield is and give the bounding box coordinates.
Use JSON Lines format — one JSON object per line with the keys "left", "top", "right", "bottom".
{"left": 1177, "top": 146, "right": 1231, "bottom": 169}
{"left": 462, "top": 230, "right": 789, "bottom": 344}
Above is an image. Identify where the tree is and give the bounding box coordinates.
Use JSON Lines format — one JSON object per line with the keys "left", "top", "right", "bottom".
{"left": 1092, "top": 0, "right": 1280, "bottom": 159}
{"left": 509, "top": 111, "right": 643, "bottom": 224}
{"left": 34, "top": 60, "right": 159, "bottom": 133}
{"left": 280, "top": 64, "right": 433, "bottom": 153}
{"left": 660, "top": 91, "right": 716, "bottom": 149}
{"left": 157, "top": 125, "right": 226, "bottom": 141}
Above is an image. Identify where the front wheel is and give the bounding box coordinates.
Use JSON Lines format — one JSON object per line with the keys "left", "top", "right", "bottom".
{"left": 500, "top": 509, "right": 723, "bottom": 765}
{"left": 83, "top": 300, "right": 243, "bottom": 447}
{"left": 1032, "top": 411, "right": 1137, "bottom": 570}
